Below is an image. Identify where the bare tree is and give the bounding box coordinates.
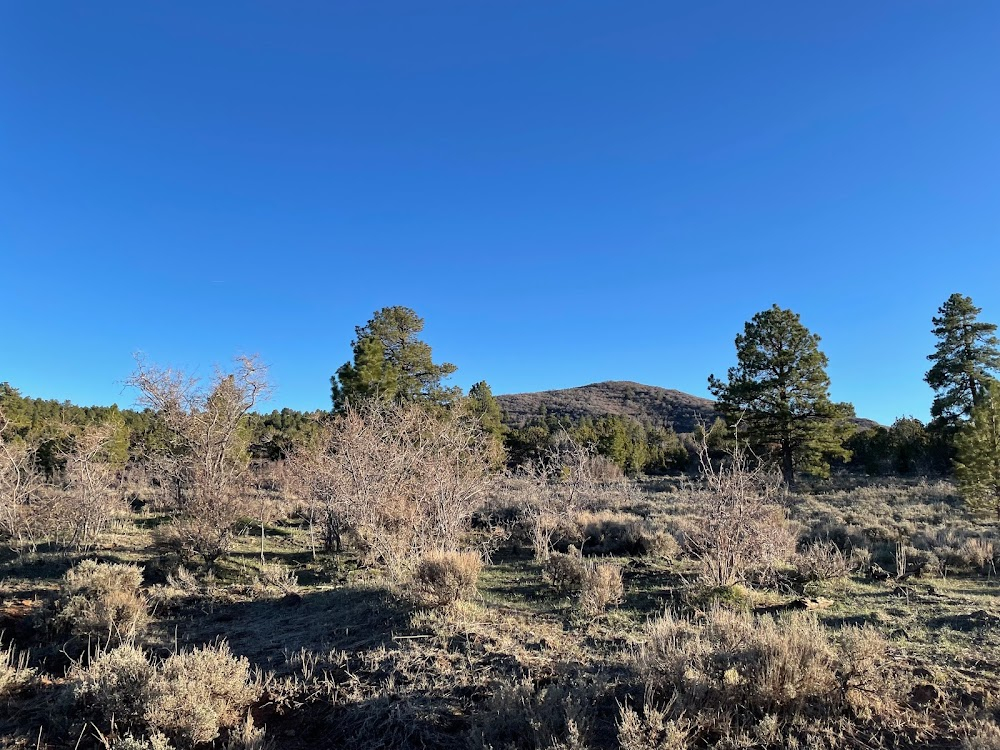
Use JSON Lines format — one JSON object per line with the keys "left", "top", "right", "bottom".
{"left": 683, "top": 428, "right": 795, "bottom": 587}
{"left": 516, "top": 439, "right": 605, "bottom": 561}
{"left": 0, "top": 408, "right": 45, "bottom": 551}
{"left": 55, "top": 420, "right": 128, "bottom": 550}
{"left": 290, "top": 399, "right": 497, "bottom": 578}
{"left": 127, "top": 355, "right": 269, "bottom": 564}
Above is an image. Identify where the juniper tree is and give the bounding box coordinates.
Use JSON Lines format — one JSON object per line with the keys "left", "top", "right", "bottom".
{"left": 708, "top": 305, "right": 851, "bottom": 486}
{"left": 925, "top": 293, "right": 1000, "bottom": 430}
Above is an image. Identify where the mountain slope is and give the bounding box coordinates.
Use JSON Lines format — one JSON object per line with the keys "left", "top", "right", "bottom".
{"left": 496, "top": 381, "right": 718, "bottom": 434}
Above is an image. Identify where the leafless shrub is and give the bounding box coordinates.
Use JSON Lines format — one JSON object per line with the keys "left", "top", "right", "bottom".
{"left": 794, "top": 540, "right": 851, "bottom": 581}
{"left": 518, "top": 441, "right": 605, "bottom": 561}
{"left": 53, "top": 421, "right": 129, "bottom": 550}
{"left": 579, "top": 561, "right": 624, "bottom": 616}
{"left": 411, "top": 550, "right": 482, "bottom": 607}
{"left": 290, "top": 399, "right": 496, "bottom": 578}
{"left": 54, "top": 560, "right": 149, "bottom": 644}
{"left": 127, "top": 355, "right": 269, "bottom": 564}
{"left": 0, "top": 408, "right": 46, "bottom": 551}
{"left": 683, "top": 436, "right": 795, "bottom": 587}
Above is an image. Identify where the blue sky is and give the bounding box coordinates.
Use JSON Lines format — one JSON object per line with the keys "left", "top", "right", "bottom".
{"left": 2, "top": 2, "right": 999, "bottom": 425}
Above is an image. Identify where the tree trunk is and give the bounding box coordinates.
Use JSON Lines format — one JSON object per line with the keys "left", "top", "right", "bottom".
{"left": 781, "top": 443, "right": 795, "bottom": 488}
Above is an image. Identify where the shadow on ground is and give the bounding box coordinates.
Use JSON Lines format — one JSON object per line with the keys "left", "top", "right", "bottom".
{"left": 156, "top": 584, "right": 412, "bottom": 671}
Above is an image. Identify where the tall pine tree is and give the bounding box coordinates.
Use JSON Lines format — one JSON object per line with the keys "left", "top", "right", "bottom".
{"left": 925, "top": 293, "right": 1000, "bottom": 430}
{"left": 331, "top": 306, "right": 458, "bottom": 412}
{"left": 708, "top": 305, "right": 851, "bottom": 485}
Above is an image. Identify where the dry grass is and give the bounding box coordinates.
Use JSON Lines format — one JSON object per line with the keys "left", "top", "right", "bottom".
{"left": 2, "top": 470, "right": 1000, "bottom": 749}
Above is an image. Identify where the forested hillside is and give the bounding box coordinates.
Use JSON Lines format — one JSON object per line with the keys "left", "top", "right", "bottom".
{"left": 497, "top": 381, "right": 717, "bottom": 433}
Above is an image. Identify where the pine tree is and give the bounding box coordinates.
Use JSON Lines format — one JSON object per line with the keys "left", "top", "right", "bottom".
{"left": 925, "top": 293, "right": 1000, "bottom": 430}
{"left": 955, "top": 380, "right": 1000, "bottom": 521}
{"left": 708, "top": 305, "right": 852, "bottom": 485}
{"left": 331, "top": 306, "right": 458, "bottom": 412}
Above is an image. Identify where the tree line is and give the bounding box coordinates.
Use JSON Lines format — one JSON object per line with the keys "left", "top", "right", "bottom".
{"left": 3, "top": 294, "right": 1000, "bottom": 496}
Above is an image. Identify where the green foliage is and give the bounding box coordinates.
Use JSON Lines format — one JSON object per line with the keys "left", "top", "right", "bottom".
{"left": 708, "top": 305, "right": 851, "bottom": 484}
{"left": 331, "top": 306, "right": 459, "bottom": 411}
{"left": 847, "top": 417, "right": 935, "bottom": 476}
{"left": 505, "top": 412, "right": 688, "bottom": 475}
{"left": 926, "top": 293, "right": 1000, "bottom": 430}
{"left": 247, "top": 407, "right": 325, "bottom": 459}
{"left": 955, "top": 381, "right": 1000, "bottom": 521}
{"left": 467, "top": 381, "right": 505, "bottom": 441}
{"left": 0, "top": 382, "right": 136, "bottom": 473}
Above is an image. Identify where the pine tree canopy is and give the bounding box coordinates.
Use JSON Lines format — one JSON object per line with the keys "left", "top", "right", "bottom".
{"left": 331, "top": 306, "right": 458, "bottom": 411}
{"left": 925, "top": 293, "right": 1000, "bottom": 429}
{"left": 708, "top": 304, "right": 851, "bottom": 485}
{"left": 955, "top": 380, "right": 1000, "bottom": 521}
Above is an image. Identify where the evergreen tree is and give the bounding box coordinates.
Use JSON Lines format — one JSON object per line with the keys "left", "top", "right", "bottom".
{"left": 925, "top": 293, "right": 1000, "bottom": 430}
{"left": 955, "top": 380, "right": 1000, "bottom": 520}
{"left": 331, "top": 306, "right": 458, "bottom": 411}
{"left": 467, "top": 381, "right": 505, "bottom": 441}
{"left": 708, "top": 305, "right": 851, "bottom": 485}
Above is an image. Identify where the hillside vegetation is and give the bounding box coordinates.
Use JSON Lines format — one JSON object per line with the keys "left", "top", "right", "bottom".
{"left": 497, "top": 381, "right": 717, "bottom": 433}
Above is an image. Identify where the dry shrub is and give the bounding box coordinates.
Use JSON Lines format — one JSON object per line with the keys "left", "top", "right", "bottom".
{"left": 0, "top": 408, "right": 47, "bottom": 550}
{"left": 71, "top": 643, "right": 156, "bottom": 732}
{"left": 517, "top": 441, "right": 610, "bottom": 561}
{"left": 70, "top": 641, "right": 259, "bottom": 748}
{"left": 128, "top": 356, "right": 269, "bottom": 564}
{"left": 291, "top": 400, "right": 497, "bottom": 579}
{"left": 962, "top": 718, "right": 1000, "bottom": 750}
{"left": 53, "top": 421, "right": 128, "bottom": 550}
{"left": 960, "top": 537, "right": 997, "bottom": 574}
{"left": 635, "top": 606, "right": 897, "bottom": 741}
{"left": 472, "top": 675, "right": 600, "bottom": 750}
{"left": 837, "top": 626, "right": 896, "bottom": 718}
{"left": 108, "top": 734, "right": 172, "bottom": 750}
{"left": 255, "top": 562, "right": 299, "bottom": 595}
{"left": 148, "top": 642, "right": 260, "bottom": 747}
{"left": 794, "top": 540, "right": 851, "bottom": 581}
{"left": 54, "top": 560, "right": 149, "bottom": 643}
{"left": 544, "top": 547, "right": 588, "bottom": 591}
{"left": 683, "top": 441, "right": 795, "bottom": 587}
{"left": 617, "top": 702, "right": 691, "bottom": 750}
{"left": 0, "top": 639, "right": 34, "bottom": 697}
{"left": 575, "top": 510, "right": 679, "bottom": 558}
{"left": 579, "top": 562, "right": 624, "bottom": 616}
{"left": 411, "top": 550, "right": 482, "bottom": 607}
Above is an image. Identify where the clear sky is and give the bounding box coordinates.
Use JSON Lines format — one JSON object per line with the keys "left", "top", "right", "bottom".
{"left": 3, "top": 2, "right": 999, "bottom": 425}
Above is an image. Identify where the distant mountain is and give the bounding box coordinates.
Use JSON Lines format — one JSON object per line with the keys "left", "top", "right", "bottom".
{"left": 496, "top": 381, "right": 718, "bottom": 434}
{"left": 497, "top": 380, "right": 880, "bottom": 434}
